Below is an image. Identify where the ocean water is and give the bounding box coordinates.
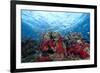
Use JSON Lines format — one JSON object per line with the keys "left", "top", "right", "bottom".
{"left": 21, "top": 10, "right": 90, "bottom": 41}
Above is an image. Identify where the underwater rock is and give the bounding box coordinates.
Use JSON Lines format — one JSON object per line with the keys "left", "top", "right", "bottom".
{"left": 21, "top": 39, "right": 40, "bottom": 62}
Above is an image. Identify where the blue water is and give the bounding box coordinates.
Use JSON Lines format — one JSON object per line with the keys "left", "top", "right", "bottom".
{"left": 21, "top": 10, "right": 90, "bottom": 41}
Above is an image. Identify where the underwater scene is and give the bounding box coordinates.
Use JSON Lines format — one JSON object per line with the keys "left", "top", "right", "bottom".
{"left": 21, "top": 10, "right": 90, "bottom": 63}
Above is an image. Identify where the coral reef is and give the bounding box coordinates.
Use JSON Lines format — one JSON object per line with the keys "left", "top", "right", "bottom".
{"left": 21, "top": 32, "right": 90, "bottom": 63}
